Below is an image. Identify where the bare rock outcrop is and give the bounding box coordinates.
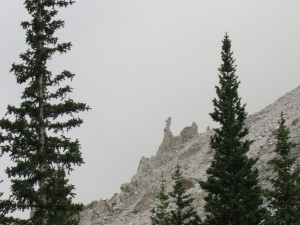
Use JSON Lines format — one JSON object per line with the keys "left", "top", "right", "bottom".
{"left": 159, "top": 117, "right": 198, "bottom": 151}
{"left": 80, "top": 85, "right": 300, "bottom": 225}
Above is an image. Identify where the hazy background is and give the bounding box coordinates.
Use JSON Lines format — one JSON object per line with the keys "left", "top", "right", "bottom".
{"left": 0, "top": 0, "right": 300, "bottom": 214}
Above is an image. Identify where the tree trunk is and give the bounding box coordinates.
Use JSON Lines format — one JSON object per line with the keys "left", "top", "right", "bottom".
{"left": 38, "top": 1, "right": 47, "bottom": 224}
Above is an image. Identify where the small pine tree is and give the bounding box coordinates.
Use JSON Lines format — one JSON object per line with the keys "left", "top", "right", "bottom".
{"left": 200, "top": 33, "right": 264, "bottom": 225}
{"left": 265, "top": 113, "right": 300, "bottom": 225}
{"left": 151, "top": 172, "right": 171, "bottom": 225}
{"left": 0, "top": 1, "right": 88, "bottom": 224}
{"left": 169, "top": 165, "right": 201, "bottom": 225}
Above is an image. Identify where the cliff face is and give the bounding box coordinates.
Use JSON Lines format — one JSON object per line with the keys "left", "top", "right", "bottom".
{"left": 80, "top": 85, "right": 300, "bottom": 225}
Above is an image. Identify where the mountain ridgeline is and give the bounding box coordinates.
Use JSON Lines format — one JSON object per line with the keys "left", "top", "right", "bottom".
{"left": 80, "top": 85, "right": 300, "bottom": 225}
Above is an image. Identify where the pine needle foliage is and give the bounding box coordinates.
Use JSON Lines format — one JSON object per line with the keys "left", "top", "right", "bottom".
{"left": 264, "top": 113, "right": 300, "bottom": 225}
{"left": 199, "top": 34, "right": 264, "bottom": 225}
{"left": 169, "top": 165, "right": 201, "bottom": 225}
{"left": 0, "top": 1, "right": 89, "bottom": 224}
{"left": 0, "top": 180, "right": 3, "bottom": 221}
{"left": 151, "top": 166, "right": 201, "bottom": 225}
{"left": 0, "top": 179, "right": 8, "bottom": 224}
{"left": 0, "top": 179, "right": 20, "bottom": 225}
{"left": 151, "top": 172, "right": 171, "bottom": 225}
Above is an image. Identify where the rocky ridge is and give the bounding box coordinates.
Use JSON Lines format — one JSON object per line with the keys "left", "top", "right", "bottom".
{"left": 80, "top": 85, "right": 300, "bottom": 225}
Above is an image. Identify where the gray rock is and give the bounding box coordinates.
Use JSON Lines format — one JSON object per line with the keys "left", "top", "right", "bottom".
{"left": 80, "top": 85, "right": 300, "bottom": 225}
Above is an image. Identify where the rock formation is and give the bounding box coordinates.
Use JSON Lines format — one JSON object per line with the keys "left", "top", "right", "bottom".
{"left": 159, "top": 117, "right": 198, "bottom": 151}
{"left": 80, "top": 85, "right": 300, "bottom": 225}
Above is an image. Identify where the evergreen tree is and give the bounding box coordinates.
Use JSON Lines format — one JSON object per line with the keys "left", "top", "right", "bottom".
{"left": 0, "top": 1, "right": 89, "bottom": 224}
{"left": 199, "top": 34, "right": 264, "bottom": 225}
{"left": 264, "top": 113, "right": 300, "bottom": 225}
{"left": 151, "top": 172, "right": 171, "bottom": 225}
{"left": 169, "top": 165, "right": 201, "bottom": 225}
{"left": 0, "top": 179, "right": 7, "bottom": 223}
{"left": 0, "top": 179, "right": 19, "bottom": 225}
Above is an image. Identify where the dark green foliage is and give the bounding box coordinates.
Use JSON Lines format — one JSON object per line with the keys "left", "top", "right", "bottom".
{"left": 41, "top": 169, "right": 83, "bottom": 225}
{"left": 151, "top": 166, "right": 201, "bottom": 225}
{"left": 0, "top": 179, "right": 19, "bottom": 225}
{"left": 151, "top": 173, "right": 171, "bottom": 225}
{"left": 0, "top": 0, "right": 88, "bottom": 224}
{"left": 169, "top": 165, "right": 201, "bottom": 225}
{"left": 264, "top": 113, "right": 300, "bottom": 225}
{"left": 0, "top": 179, "right": 8, "bottom": 223}
{"left": 199, "top": 34, "right": 264, "bottom": 225}
{"left": 0, "top": 178, "right": 3, "bottom": 216}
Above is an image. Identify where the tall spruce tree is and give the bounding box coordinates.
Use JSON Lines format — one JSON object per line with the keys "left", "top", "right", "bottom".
{"left": 199, "top": 34, "right": 264, "bottom": 225}
{"left": 151, "top": 172, "right": 171, "bottom": 225}
{"left": 265, "top": 113, "right": 300, "bottom": 225}
{"left": 169, "top": 165, "right": 201, "bottom": 225}
{"left": 0, "top": 1, "right": 88, "bottom": 224}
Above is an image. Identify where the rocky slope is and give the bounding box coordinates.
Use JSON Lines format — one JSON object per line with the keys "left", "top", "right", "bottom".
{"left": 80, "top": 85, "right": 300, "bottom": 225}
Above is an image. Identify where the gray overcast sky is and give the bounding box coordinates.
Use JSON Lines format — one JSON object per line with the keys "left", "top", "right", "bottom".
{"left": 0, "top": 0, "right": 300, "bottom": 210}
